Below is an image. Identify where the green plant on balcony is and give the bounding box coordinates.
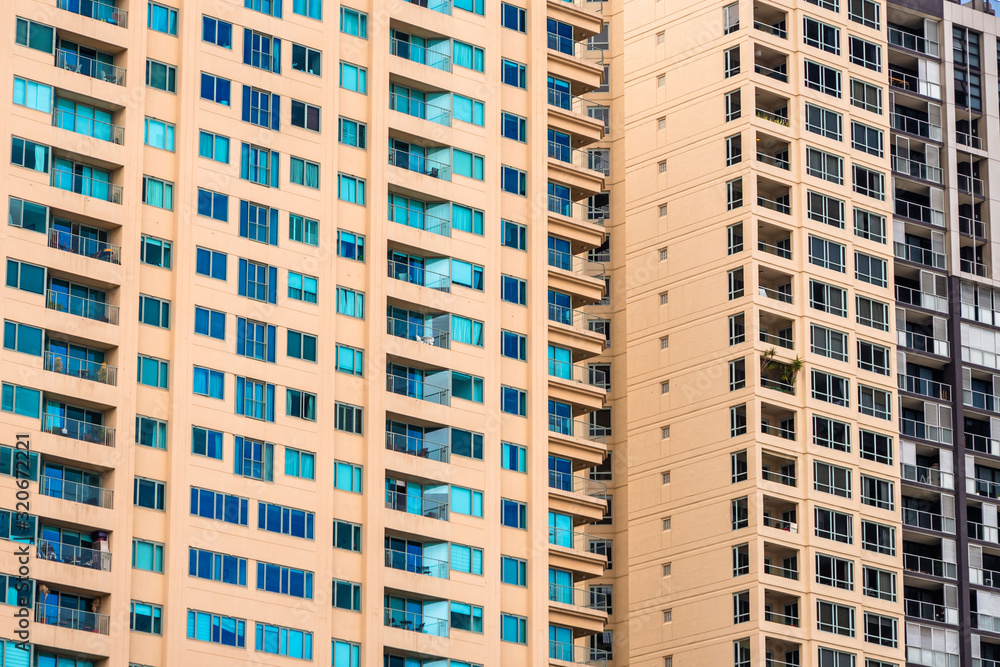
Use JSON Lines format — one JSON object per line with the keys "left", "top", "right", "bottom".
{"left": 760, "top": 347, "right": 803, "bottom": 393}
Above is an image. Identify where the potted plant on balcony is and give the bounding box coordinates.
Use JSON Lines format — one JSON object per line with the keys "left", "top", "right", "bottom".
{"left": 760, "top": 347, "right": 803, "bottom": 393}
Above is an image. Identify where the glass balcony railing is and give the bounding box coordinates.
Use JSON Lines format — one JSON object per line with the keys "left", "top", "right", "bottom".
{"left": 50, "top": 168, "right": 122, "bottom": 204}
{"left": 548, "top": 415, "right": 609, "bottom": 444}
{"left": 905, "top": 599, "right": 950, "bottom": 623}
{"left": 385, "top": 315, "right": 450, "bottom": 349}
{"left": 548, "top": 359, "right": 607, "bottom": 388}
{"left": 965, "top": 388, "right": 997, "bottom": 413}
{"left": 548, "top": 87, "right": 601, "bottom": 119}
{"left": 753, "top": 20, "right": 787, "bottom": 38}
{"left": 959, "top": 215, "right": 985, "bottom": 238}
{"left": 34, "top": 603, "right": 110, "bottom": 634}
{"left": 758, "top": 240, "right": 792, "bottom": 259}
{"left": 760, "top": 421, "right": 795, "bottom": 440}
{"left": 548, "top": 526, "right": 605, "bottom": 557}
{"left": 48, "top": 229, "right": 120, "bottom": 264}
{"left": 44, "top": 352, "right": 117, "bottom": 386}
{"left": 43, "top": 414, "right": 115, "bottom": 447}
{"left": 56, "top": 0, "right": 128, "bottom": 26}
{"left": 961, "top": 258, "right": 988, "bottom": 278}
{"left": 895, "top": 284, "right": 947, "bottom": 313}
{"left": 969, "top": 519, "right": 1000, "bottom": 544}
{"left": 387, "top": 202, "right": 452, "bottom": 237}
{"left": 902, "top": 507, "right": 955, "bottom": 533}
{"left": 889, "top": 67, "right": 940, "bottom": 99}
{"left": 384, "top": 547, "right": 450, "bottom": 578}
{"left": 388, "top": 147, "right": 451, "bottom": 181}
{"left": 36, "top": 538, "right": 111, "bottom": 571}
{"left": 888, "top": 26, "right": 938, "bottom": 56}
{"left": 901, "top": 463, "right": 952, "bottom": 490}
{"left": 758, "top": 286, "right": 792, "bottom": 304}
{"left": 764, "top": 608, "right": 800, "bottom": 627}
{"left": 956, "top": 130, "right": 983, "bottom": 150}
{"left": 957, "top": 174, "right": 985, "bottom": 197}
{"left": 384, "top": 431, "right": 450, "bottom": 462}
{"left": 893, "top": 155, "right": 943, "bottom": 184}
{"left": 898, "top": 330, "right": 949, "bottom": 357}
{"left": 974, "top": 477, "right": 1000, "bottom": 500}
{"left": 548, "top": 582, "right": 607, "bottom": 611}
{"left": 898, "top": 416, "right": 952, "bottom": 445}
{"left": 389, "top": 38, "right": 452, "bottom": 72}
{"left": 548, "top": 141, "right": 608, "bottom": 176}
{"left": 40, "top": 474, "right": 113, "bottom": 509}
{"left": 762, "top": 515, "right": 797, "bottom": 532}
{"left": 756, "top": 196, "right": 791, "bottom": 214}
{"left": 385, "top": 372, "right": 450, "bottom": 405}
{"left": 403, "top": 0, "right": 453, "bottom": 15}
{"left": 761, "top": 469, "right": 796, "bottom": 486}
{"left": 52, "top": 108, "right": 124, "bottom": 145}
{"left": 890, "top": 111, "right": 942, "bottom": 141}
{"left": 754, "top": 64, "right": 788, "bottom": 83}
{"left": 388, "top": 91, "right": 451, "bottom": 126}
{"left": 548, "top": 196, "right": 608, "bottom": 225}
{"left": 756, "top": 152, "right": 790, "bottom": 170}
{"left": 383, "top": 608, "right": 449, "bottom": 636}
{"left": 548, "top": 303, "right": 602, "bottom": 333}
{"left": 547, "top": 31, "right": 588, "bottom": 58}
{"left": 549, "top": 641, "right": 608, "bottom": 666}
{"left": 386, "top": 258, "right": 451, "bottom": 292}
{"left": 759, "top": 331, "right": 793, "bottom": 350}
{"left": 894, "top": 241, "right": 946, "bottom": 269}
{"left": 45, "top": 289, "right": 119, "bottom": 325}
{"left": 894, "top": 199, "right": 945, "bottom": 227}
{"left": 384, "top": 489, "right": 449, "bottom": 521}
{"left": 548, "top": 249, "right": 606, "bottom": 280}
{"left": 548, "top": 470, "right": 607, "bottom": 498}
{"left": 763, "top": 561, "right": 798, "bottom": 580}
{"left": 904, "top": 552, "right": 957, "bottom": 579}
{"left": 897, "top": 373, "right": 950, "bottom": 401}
{"left": 55, "top": 49, "right": 126, "bottom": 86}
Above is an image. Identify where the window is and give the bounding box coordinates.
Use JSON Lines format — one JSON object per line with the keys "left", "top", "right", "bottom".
{"left": 857, "top": 340, "right": 889, "bottom": 375}
{"left": 809, "top": 236, "right": 846, "bottom": 272}
{"left": 15, "top": 18, "right": 54, "bottom": 53}
{"left": 340, "top": 7, "right": 367, "bottom": 36}
{"left": 10, "top": 138, "right": 49, "bottom": 172}
{"left": 332, "top": 639, "right": 360, "bottom": 667}
{"left": 335, "top": 402, "right": 363, "bottom": 434}
{"left": 288, "top": 272, "right": 317, "bottom": 303}
{"left": 202, "top": 17, "right": 232, "bottom": 48}
{"left": 192, "top": 426, "right": 223, "bottom": 459}
{"left": 501, "top": 112, "right": 527, "bottom": 141}
{"left": 290, "top": 214, "right": 319, "bottom": 246}
{"left": 284, "top": 447, "right": 315, "bottom": 481}
{"left": 148, "top": 2, "right": 178, "bottom": 34}
{"left": 256, "top": 623, "right": 313, "bottom": 659}
{"left": 339, "top": 62, "right": 368, "bottom": 93}
{"left": 850, "top": 78, "right": 882, "bottom": 114}
{"left": 732, "top": 544, "right": 749, "bottom": 576}
{"left": 853, "top": 165, "right": 885, "bottom": 200}
{"left": 236, "top": 318, "right": 275, "bottom": 362}
{"left": 724, "top": 46, "right": 740, "bottom": 78}
{"left": 198, "top": 130, "right": 228, "bottom": 163}
{"left": 502, "top": 59, "right": 527, "bottom": 88}
{"left": 812, "top": 370, "right": 849, "bottom": 406}
{"left": 138, "top": 355, "right": 169, "bottom": 389}
{"left": 501, "top": 442, "right": 526, "bottom": 472}
{"left": 726, "top": 178, "right": 743, "bottom": 209}
{"left": 258, "top": 501, "right": 315, "bottom": 539}
{"left": 338, "top": 174, "right": 366, "bottom": 204}
{"left": 819, "top": 648, "right": 856, "bottom": 667}
{"left": 731, "top": 497, "right": 749, "bottom": 530}
{"left": 848, "top": 36, "right": 881, "bottom": 72}
{"left": 235, "top": 376, "right": 275, "bottom": 421}
{"left": 729, "top": 359, "right": 746, "bottom": 391}
{"left": 807, "top": 191, "right": 845, "bottom": 229}
{"left": 240, "top": 202, "right": 276, "bottom": 245}
{"left": 338, "top": 118, "right": 366, "bottom": 149}
{"left": 731, "top": 451, "right": 748, "bottom": 483}
{"left": 733, "top": 591, "right": 750, "bottom": 624}
{"left": 861, "top": 521, "right": 895, "bottom": 555}
{"left": 290, "top": 157, "right": 320, "bottom": 189}
{"left": 804, "top": 17, "right": 840, "bottom": 54}
{"left": 816, "top": 553, "right": 854, "bottom": 590}
{"left": 811, "top": 325, "right": 848, "bottom": 362}
{"left": 817, "top": 599, "right": 855, "bottom": 636}
{"left": 452, "top": 316, "right": 483, "bottom": 347}
{"left": 854, "top": 209, "right": 886, "bottom": 243}
{"left": 730, "top": 404, "right": 747, "bottom": 436}
{"left": 240, "top": 144, "right": 279, "bottom": 188}
{"left": 291, "top": 100, "right": 321, "bottom": 132}
{"left": 195, "top": 248, "right": 227, "bottom": 281}
{"left": 502, "top": 3, "right": 526, "bottom": 31}
{"left": 334, "top": 461, "right": 362, "bottom": 493}
{"left": 333, "top": 520, "right": 361, "bottom": 552}
{"left": 725, "top": 134, "right": 742, "bottom": 166}
{"left": 197, "top": 189, "right": 228, "bottom": 222}
{"left": 501, "top": 556, "right": 527, "bottom": 586}
{"left": 142, "top": 177, "right": 174, "bottom": 210}
{"left": 146, "top": 59, "right": 176, "bottom": 92}
{"left": 3, "top": 321, "right": 41, "bottom": 356}
{"left": 856, "top": 296, "right": 889, "bottom": 331}
{"left": 187, "top": 609, "right": 245, "bottom": 646}
{"left": 189, "top": 547, "right": 247, "bottom": 585}
{"left": 243, "top": 86, "right": 278, "bottom": 127}
{"left": 192, "top": 366, "right": 224, "bottom": 399}
{"left": 501, "top": 614, "right": 527, "bottom": 644}
{"left": 336, "top": 288, "right": 364, "bottom": 318}
{"left": 13, "top": 77, "right": 52, "bottom": 114}
{"left": 502, "top": 275, "right": 527, "bottom": 305}
{"left": 190, "top": 487, "right": 248, "bottom": 525}
{"left": 725, "top": 90, "right": 741, "bottom": 121}
{"left": 810, "top": 280, "right": 847, "bottom": 317}
{"left": 499, "top": 166, "right": 527, "bottom": 196}
{"left": 862, "top": 566, "right": 896, "bottom": 601}
{"left": 864, "top": 613, "right": 897, "bottom": 648}
{"left": 234, "top": 436, "right": 274, "bottom": 481}
{"left": 722, "top": 2, "right": 739, "bottom": 33}
{"left": 133, "top": 538, "right": 165, "bottom": 573}
{"left": 501, "top": 386, "right": 527, "bottom": 416}
{"left": 851, "top": 122, "right": 883, "bottom": 157}
{"left": 139, "top": 295, "right": 170, "bottom": 329}
{"left": 858, "top": 385, "right": 891, "bottom": 420}
{"left": 134, "top": 477, "right": 165, "bottom": 510}
{"left": 453, "top": 149, "right": 485, "bottom": 180}
{"left": 501, "top": 330, "right": 527, "bottom": 361}
{"left": 806, "top": 147, "right": 844, "bottom": 185}
{"left": 854, "top": 252, "right": 886, "bottom": 288}
{"left": 727, "top": 224, "right": 744, "bottom": 255}
{"left": 5, "top": 259, "right": 44, "bottom": 295}
{"left": 131, "top": 601, "right": 163, "bottom": 635}
{"left": 145, "top": 118, "right": 175, "bottom": 151}
{"left": 860, "top": 475, "right": 894, "bottom": 511}
{"left": 814, "top": 461, "right": 852, "bottom": 497}
{"left": 859, "top": 429, "right": 892, "bottom": 465}
{"left": 291, "top": 43, "right": 321, "bottom": 75}
{"left": 289, "top": 331, "right": 318, "bottom": 363}
{"left": 257, "top": 562, "right": 314, "bottom": 599}
{"left": 286, "top": 388, "right": 317, "bottom": 421}
{"left": 813, "top": 415, "right": 850, "bottom": 452}
{"left": 815, "top": 507, "right": 852, "bottom": 543}
{"left": 804, "top": 59, "right": 841, "bottom": 97}
{"left": 500, "top": 498, "right": 525, "bottom": 527}
{"left": 194, "top": 306, "right": 225, "bottom": 340}
{"left": 849, "top": 0, "right": 880, "bottom": 29}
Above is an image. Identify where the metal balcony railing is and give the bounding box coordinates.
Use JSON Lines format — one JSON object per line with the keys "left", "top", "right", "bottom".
{"left": 965, "top": 389, "right": 997, "bottom": 412}
{"left": 756, "top": 196, "right": 791, "bottom": 214}
{"left": 550, "top": 641, "right": 608, "bottom": 666}
{"left": 967, "top": 432, "right": 1000, "bottom": 457}
{"left": 959, "top": 215, "right": 986, "bottom": 239}
{"left": 759, "top": 331, "right": 793, "bottom": 350}
{"left": 897, "top": 373, "right": 950, "bottom": 401}
{"left": 384, "top": 547, "right": 449, "bottom": 578}
{"left": 548, "top": 470, "right": 607, "bottom": 498}
{"left": 895, "top": 284, "right": 947, "bottom": 313}
{"left": 45, "top": 289, "right": 119, "bottom": 325}
{"left": 383, "top": 608, "right": 449, "bottom": 636}
{"left": 548, "top": 303, "right": 602, "bottom": 334}
{"left": 548, "top": 249, "right": 606, "bottom": 280}
{"left": 43, "top": 414, "right": 114, "bottom": 447}
{"left": 958, "top": 174, "right": 985, "bottom": 197}
{"left": 756, "top": 152, "right": 790, "bottom": 170}
{"left": 48, "top": 229, "right": 121, "bottom": 264}
{"left": 35, "top": 603, "right": 110, "bottom": 634}
{"left": 888, "top": 26, "right": 938, "bottom": 56}
{"left": 389, "top": 38, "right": 452, "bottom": 72}
{"left": 548, "top": 415, "right": 609, "bottom": 444}
{"left": 36, "top": 538, "right": 111, "bottom": 571}
{"left": 548, "top": 359, "right": 607, "bottom": 388}
{"left": 548, "top": 526, "right": 605, "bottom": 555}
{"left": 762, "top": 562, "right": 798, "bottom": 580}
{"left": 40, "top": 474, "right": 113, "bottom": 509}
{"left": 57, "top": 0, "right": 128, "bottom": 26}
{"left": 386, "top": 258, "right": 451, "bottom": 292}
{"left": 905, "top": 599, "right": 950, "bottom": 623}
{"left": 385, "top": 489, "right": 449, "bottom": 521}
{"left": 548, "top": 87, "right": 601, "bottom": 118}
{"left": 897, "top": 330, "right": 948, "bottom": 357}
{"left": 55, "top": 49, "right": 126, "bottom": 86}
{"left": 50, "top": 169, "right": 122, "bottom": 204}
{"left": 385, "top": 372, "right": 450, "bottom": 405}
{"left": 384, "top": 431, "right": 450, "bottom": 463}
{"left": 44, "top": 352, "right": 117, "bottom": 386}
{"left": 757, "top": 240, "right": 792, "bottom": 259}
{"left": 549, "top": 582, "right": 607, "bottom": 610}
{"left": 974, "top": 477, "right": 1000, "bottom": 500}
{"left": 961, "top": 258, "right": 988, "bottom": 278}
{"left": 956, "top": 131, "right": 983, "bottom": 150}
{"left": 547, "top": 196, "right": 608, "bottom": 225}
{"left": 387, "top": 202, "right": 452, "bottom": 237}
{"left": 548, "top": 141, "right": 608, "bottom": 176}
{"left": 388, "top": 147, "right": 452, "bottom": 181}
{"left": 969, "top": 519, "right": 1000, "bottom": 544}
{"left": 759, "top": 286, "right": 792, "bottom": 304}
{"left": 386, "top": 315, "right": 450, "bottom": 349}
{"left": 403, "top": 0, "right": 453, "bottom": 15}
{"left": 388, "top": 91, "right": 451, "bottom": 126}
{"left": 52, "top": 108, "right": 124, "bottom": 145}
{"left": 761, "top": 469, "right": 796, "bottom": 486}
{"left": 888, "top": 67, "right": 940, "bottom": 98}
{"left": 762, "top": 515, "right": 797, "bottom": 532}
{"left": 754, "top": 64, "right": 788, "bottom": 83}
{"left": 755, "top": 107, "right": 790, "bottom": 127}
{"left": 763, "top": 608, "right": 799, "bottom": 627}
{"left": 547, "top": 31, "right": 590, "bottom": 58}
{"left": 760, "top": 421, "right": 795, "bottom": 440}
{"left": 753, "top": 20, "right": 787, "bottom": 38}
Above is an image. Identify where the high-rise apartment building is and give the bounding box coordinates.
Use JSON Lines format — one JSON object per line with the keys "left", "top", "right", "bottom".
{"left": 0, "top": 0, "right": 614, "bottom": 664}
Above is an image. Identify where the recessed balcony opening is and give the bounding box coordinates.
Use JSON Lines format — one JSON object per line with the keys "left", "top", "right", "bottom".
{"left": 385, "top": 356, "right": 471, "bottom": 406}
{"left": 901, "top": 442, "right": 952, "bottom": 488}
{"left": 898, "top": 359, "right": 949, "bottom": 402}
{"left": 57, "top": 0, "right": 128, "bottom": 27}
{"left": 760, "top": 403, "right": 795, "bottom": 440}
{"left": 35, "top": 585, "right": 109, "bottom": 634}
{"left": 38, "top": 522, "right": 111, "bottom": 572}
{"left": 755, "top": 132, "right": 790, "bottom": 171}
{"left": 384, "top": 476, "right": 450, "bottom": 522}
{"left": 958, "top": 201, "right": 986, "bottom": 239}
{"left": 754, "top": 88, "right": 789, "bottom": 127}
{"left": 388, "top": 133, "right": 455, "bottom": 181}
{"left": 758, "top": 311, "right": 793, "bottom": 350}
{"left": 887, "top": 8, "right": 940, "bottom": 57}
{"left": 43, "top": 208, "right": 121, "bottom": 264}
{"left": 902, "top": 492, "right": 954, "bottom": 533}
{"left": 891, "top": 95, "right": 942, "bottom": 141}
{"left": 383, "top": 589, "right": 452, "bottom": 636}
{"left": 55, "top": 35, "right": 127, "bottom": 86}
{"left": 957, "top": 117, "right": 983, "bottom": 149}
{"left": 762, "top": 496, "right": 797, "bottom": 533}
{"left": 980, "top": 640, "right": 1000, "bottom": 667}
{"left": 894, "top": 262, "right": 948, "bottom": 313}
{"left": 42, "top": 397, "right": 114, "bottom": 447}
{"left": 753, "top": 3, "right": 787, "bottom": 38}
{"left": 756, "top": 177, "right": 790, "bottom": 215}
{"left": 966, "top": 415, "right": 995, "bottom": 456}
{"left": 387, "top": 245, "right": 465, "bottom": 293}
{"left": 764, "top": 637, "right": 801, "bottom": 667}
{"left": 904, "top": 535, "right": 956, "bottom": 578}
{"left": 899, "top": 395, "right": 953, "bottom": 446}
{"left": 48, "top": 154, "right": 123, "bottom": 205}
{"left": 386, "top": 300, "right": 453, "bottom": 350}
{"left": 388, "top": 77, "right": 453, "bottom": 127}
{"left": 904, "top": 581, "right": 954, "bottom": 624}
{"left": 761, "top": 451, "right": 796, "bottom": 486}
{"left": 894, "top": 180, "right": 944, "bottom": 227}
{"left": 976, "top": 544, "right": 1000, "bottom": 590}
{"left": 965, "top": 368, "right": 999, "bottom": 414}
{"left": 973, "top": 459, "right": 1000, "bottom": 502}
{"left": 757, "top": 221, "right": 792, "bottom": 260}
{"left": 763, "top": 542, "right": 798, "bottom": 580}
{"left": 385, "top": 414, "right": 460, "bottom": 463}
{"left": 764, "top": 590, "right": 800, "bottom": 627}
{"left": 897, "top": 309, "right": 949, "bottom": 358}
{"left": 384, "top": 532, "right": 451, "bottom": 579}
{"left": 960, "top": 238, "right": 988, "bottom": 278}
{"left": 888, "top": 51, "right": 941, "bottom": 99}
{"left": 40, "top": 461, "right": 113, "bottom": 509}
{"left": 389, "top": 23, "right": 453, "bottom": 72}
{"left": 754, "top": 44, "right": 788, "bottom": 83}
{"left": 894, "top": 220, "right": 945, "bottom": 269}
{"left": 758, "top": 266, "right": 792, "bottom": 305}
{"left": 892, "top": 136, "right": 942, "bottom": 184}
{"left": 44, "top": 336, "right": 117, "bottom": 387}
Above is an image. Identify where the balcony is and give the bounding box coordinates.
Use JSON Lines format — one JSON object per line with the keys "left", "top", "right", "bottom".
{"left": 760, "top": 404, "right": 795, "bottom": 441}
{"left": 754, "top": 88, "right": 790, "bottom": 128}
{"left": 39, "top": 474, "right": 113, "bottom": 509}
{"left": 386, "top": 257, "right": 451, "bottom": 292}
{"left": 968, "top": 432, "right": 1000, "bottom": 458}
{"left": 389, "top": 89, "right": 451, "bottom": 127}
{"left": 36, "top": 538, "right": 110, "bottom": 572}
{"left": 893, "top": 154, "right": 943, "bottom": 184}
{"left": 763, "top": 543, "right": 798, "bottom": 580}
{"left": 389, "top": 37, "right": 451, "bottom": 72}
{"left": 761, "top": 452, "right": 796, "bottom": 487}
{"left": 48, "top": 229, "right": 121, "bottom": 264}
{"left": 898, "top": 330, "right": 948, "bottom": 358}
{"left": 44, "top": 352, "right": 116, "bottom": 387}
{"left": 384, "top": 547, "right": 449, "bottom": 579}
{"left": 547, "top": 87, "right": 605, "bottom": 146}
{"left": 385, "top": 371, "right": 450, "bottom": 406}
{"left": 402, "top": 0, "right": 453, "bottom": 15}
{"left": 383, "top": 608, "right": 449, "bottom": 637}
{"left": 754, "top": 46, "right": 788, "bottom": 84}
{"left": 384, "top": 489, "right": 449, "bottom": 521}
{"left": 55, "top": 49, "right": 126, "bottom": 86}
{"left": 387, "top": 197, "right": 453, "bottom": 238}
{"left": 765, "top": 639, "right": 801, "bottom": 667}
{"left": 763, "top": 590, "right": 799, "bottom": 627}
{"left": 42, "top": 414, "right": 114, "bottom": 447}
{"left": 549, "top": 641, "right": 608, "bottom": 666}
{"left": 548, "top": 141, "right": 608, "bottom": 178}
{"left": 756, "top": 134, "right": 790, "bottom": 172}
{"left": 899, "top": 416, "right": 952, "bottom": 446}
{"left": 903, "top": 503, "right": 955, "bottom": 534}
{"left": 388, "top": 146, "right": 451, "bottom": 181}
{"left": 901, "top": 459, "right": 953, "bottom": 491}
{"left": 385, "top": 431, "right": 450, "bottom": 463}
{"left": 904, "top": 547, "right": 957, "bottom": 579}
{"left": 891, "top": 107, "right": 942, "bottom": 141}
{"left": 549, "top": 582, "right": 606, "bottom": 612}
{"left": 895, "top": 282, "right": 947, "bottom": 314}
{"left": 56, "top": 0, "right": 128, "bottom": 27}
{"left": 386, "top": 314, "right": 450, "bottom": 350}
{"left": 758, "top": 312, "right": 793, "bottom": 351}
{"left": 897, "top": 374, "right": 950, "bottom": 401}
{"left": 549, "top": 470, "right": 607, "bottom": 500}
{"left": 756, "top": 178, "right": 791, "bottom": 215}
{"left": 762, "top": 496, "right": 797, "bottom": 533}
{"left": 958, "top": 173, "right": 986, "bottom": 198}
{"left": 35, "top": 602, "right": 109, "bottom": 635}
{"left": 50, "top": 168, "right": 122, "bottom": 205}
{"left": 549, "top": 359, "right": 607, "bottom": 390}
{"left": 889, "top": 65, "right": 940, "bottom": 99}
{"left": 753, "top": 3, "right": 787, "bottom": 38}
{"left": 45, "top": 288, "right": 118, "bottom": 325}
{"left": 888, "top": 21, "right": 939, "bottom": 57}
{"left": 960, "top": 214, "right": 985, "bottom": 239}
{"left": 757, "top": 221, "right": 792, "bottom": 261}
{"left": 757, "top": 267, "right": 793, "bottom": 306}
{"left": 52, "top": 107, "right": 124, "bottom": 146}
